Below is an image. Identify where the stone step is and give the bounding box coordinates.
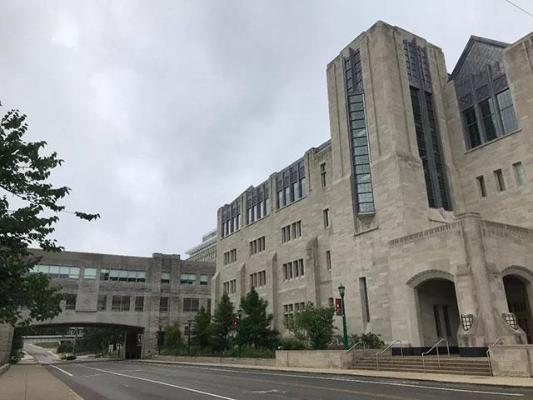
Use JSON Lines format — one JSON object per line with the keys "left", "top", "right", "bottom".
{"left": 352, "top": 365, "right": 492, "bottom": 376}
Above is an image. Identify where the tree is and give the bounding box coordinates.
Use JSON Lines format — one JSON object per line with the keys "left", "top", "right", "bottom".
{"left": 191, "top": 306, "right": 211, "bottom": 349}
{"left": 164, "top": 322, "right": 184, "bottom": 355}
{"left": 287, "top": 304, "right": 335, "bottom": 349}
{"left": 0, "top": 105, "right": 99, "bottom": 326}
{"left": 238, "top": 289, "right": 278, "bottom": 349}
{"left": 210, "top": 293, "right": 234, "bottom": 352}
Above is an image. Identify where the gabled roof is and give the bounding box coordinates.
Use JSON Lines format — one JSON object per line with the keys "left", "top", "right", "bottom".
{"left": 450, "top": 36, "right": 510, "bottom": 79}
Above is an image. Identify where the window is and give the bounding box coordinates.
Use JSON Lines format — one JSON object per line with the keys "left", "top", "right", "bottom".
{"left": 97, "top": 295, "right": 107, "bottom": 311}
{"left": 513, "top": 162, "right": 526, "bottom": 186}
{"left": 99, "top": 269, "right": 145, "bottom": 283}
{"left": 476, "top": 176, "right": 487, "bottom": 198}
{"left": 479, "top": 98, "right": 498, "bottom": 141}
{"left": 250, "top": 271, "right": 266, "bottom": 289}
{"left": 180, "top": 273, "right": 196, "bottom": 285}
{"left": 463, "top": 107, "right": 481, "bottom": 149}
{"left": 320, "top": 163, "right": 327, "bottom": 187}
{"left": 496, "top": 89, "right": 518, "bottom": 134}
{"left": 326, "top": 251, "right": 332, "bottom": 270}
{"left": 200, "top": 275, "right": 209, "bottom": 285}
{"left": 111, "top": 295, "right": 130, "bottom": 312}
{"left": 283, "top": 304, "right": 294, "bottom": 325}
{"left": 84, "top": 268, "right": 97, "bottom": 280}
{"left": 494, "top": 169, "right": 506, "bottom": 192}
{"left": 328, "top": 297, "right": 334, "bottom": 308}
{"left": 31, "top": 265, "right": 80, "bottom": 279}
{"left": 323, "top": 208, "right": 330, "bottom": 228}
{"left": 183, "top": 298, "right": 200, "bottom": 312}
{"left": 159, "top": 297, "right": 169, "bottom": 312}
{"left": 282, "top": 259, "right": 304, "bottom": 281}
{"left": 223, "top": 249, "right": 237, "bottom": 265}
{"left": 224, "top": 279, "right": 237, "bottom": 294}
{"left": 250, "top": 236, "right": 266, "bottom": 255}
{"left": 359, "top": 277, "right": 370, "bottom": 323}
{"left": 63, "top": 294, "right": 76, "bottom": 310}
{"left": 135, "top": 296, "right": 144, "bottom": 312}
{"left": 161, "top": 272, "right": 170, "bottom": 284}
{"left": 282, "top": 221, "right": 301, "bottom": 243}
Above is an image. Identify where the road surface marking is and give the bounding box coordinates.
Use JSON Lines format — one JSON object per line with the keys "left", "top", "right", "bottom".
{"left": 159, "top": 364, "right": 524, "bottom": 398}
{"left": 47, "top": 364, "right": 74, "bottom": 377}
{"left": 80, "top": 365, "right": 238, "bottom": 400}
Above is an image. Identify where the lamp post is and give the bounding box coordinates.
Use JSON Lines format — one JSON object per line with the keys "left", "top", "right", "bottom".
{"left": 187, "top": 320, "right": 192, "bottom": 355}
{"left": 237, "top": 308, "right": 242, "bottom": 358}
{"left": 338, "top": 284, "right": 349, "bottom": 350}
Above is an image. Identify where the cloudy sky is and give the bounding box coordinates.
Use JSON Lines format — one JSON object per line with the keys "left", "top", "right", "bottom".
{"left": 1, "top": 1, "right": 531, "bottom": 257}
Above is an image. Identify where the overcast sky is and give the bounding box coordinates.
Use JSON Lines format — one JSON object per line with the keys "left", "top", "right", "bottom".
{"left": 1, "top": 1, "right": 531, "bottom": 257}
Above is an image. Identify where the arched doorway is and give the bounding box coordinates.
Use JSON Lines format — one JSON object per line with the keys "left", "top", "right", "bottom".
{"left": 416, "top": 278, "right": 460, "bottom": 348}
{"left": 503, "top": 275, "right": 533, "bottom": 343}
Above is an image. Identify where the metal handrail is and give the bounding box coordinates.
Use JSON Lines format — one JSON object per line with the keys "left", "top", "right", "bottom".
{"left": 486, "top": 337, "right": 505, "bottom": 376}
{"left": 346, "top": 340, "right": 366, "bottom": 353}
{"left": 376, "top": 340, "right": 403, "bottom": 370}
{"left": 421, "top": 338, "right": 450, "bottom": 369}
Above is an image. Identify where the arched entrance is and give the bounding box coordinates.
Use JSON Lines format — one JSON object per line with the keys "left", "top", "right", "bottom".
{"left": 416, "top": 278, "right": 460, "bottom": 348}
{"left": 503, "top": 275, "right": 533, "bottom": 343}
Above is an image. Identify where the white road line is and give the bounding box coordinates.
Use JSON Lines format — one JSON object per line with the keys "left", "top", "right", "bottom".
{"left": 80, "top": 365, "right": 238, "bottom": 400}
{"left": 47, "top": 364, "right": 74, "bottom": 377}
{"left": 156, "top": 364, "right": 525, "bottom": 398}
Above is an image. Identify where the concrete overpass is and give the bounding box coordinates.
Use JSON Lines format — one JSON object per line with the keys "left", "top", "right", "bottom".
{"left": 0, "top": 250, "right": 215, "bottom": 363}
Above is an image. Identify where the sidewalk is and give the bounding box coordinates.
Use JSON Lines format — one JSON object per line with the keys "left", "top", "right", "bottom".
{"left": 0, "top": 364, "right": 82, "bottom": 400}
{"left": 139, "top": 359, "right": 533, "bottom": 389}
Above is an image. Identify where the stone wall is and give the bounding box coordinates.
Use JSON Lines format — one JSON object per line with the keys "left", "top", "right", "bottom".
{"left": 275, "top": 350, "right": 353, "bottom": 369}
{"left": 0, "top": 324, "right": 14, "bottom": 366}
{"left": 490, "top": 345, "right": 533, "bottom": 377}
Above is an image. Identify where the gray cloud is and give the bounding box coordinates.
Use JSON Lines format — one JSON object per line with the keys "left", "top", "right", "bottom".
{"left": 1, "top": 0, "right": 531, "bottom": 256}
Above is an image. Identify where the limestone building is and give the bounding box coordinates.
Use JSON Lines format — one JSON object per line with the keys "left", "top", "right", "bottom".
{"left": 186, "top": 229, "right": 217, "bottom": 262}
{"left": 212, "top": 21, "right": 533, "bottom": 356}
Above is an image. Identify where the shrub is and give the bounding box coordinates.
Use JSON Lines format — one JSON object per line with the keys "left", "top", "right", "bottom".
{"left": 231, "top": 345, "right": 274, "bottom": 359}
{"left": 278, "top": 338, "right": 307, "bottom": 350}
{"left": 286, "top": 304, "right": 335, "bottom": 349}
{"left": 350, "top": 332, "right": 384, "bottom": 349}
{"left": 57, "top": 341, "right": 74, "bottom": 354}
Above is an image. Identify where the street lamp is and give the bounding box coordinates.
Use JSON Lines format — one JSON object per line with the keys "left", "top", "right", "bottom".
{"left": 338, "top": 284, "right": 349, "bottom": 350}
{"left": 237, "top": 308, "right": 242, "bottom": 358}
{"left": 187, "top": 320, "right": 192, "bottom": 355}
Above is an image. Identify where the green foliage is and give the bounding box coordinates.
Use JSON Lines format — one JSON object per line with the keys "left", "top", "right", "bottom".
{"left": 237, "top": 289, "right": 278, "bottom": 349}
{"left": 0, "top": 105, "right": 99, "bottom": 326}
{"left": 57, "top": 341, "right": 74, "bottom": 353}
{"left": 191, "top": 306, "right": 211, "bottom": 349}
{"left": 210, "top": 293, "right": 234, "bottom": 352}
{"left": 77, "top": 327, "right": 125, "bottom": 354}
{"left": 287, "top": 304, "right": 335, "bottom": 350}
{"left": 164, "top": 322, "right": 184, "bottom": 354}
{"left": 34, "top": 342, "right": 58, "bottom": 349}
{"left": 350, "top": 332, "right": 385, "bottom": 349}
{"left": 278, "top": 337, "right": 307, "bottom": 350}
{"left": 9, "top": 329, "right": 24, "bottom": 362}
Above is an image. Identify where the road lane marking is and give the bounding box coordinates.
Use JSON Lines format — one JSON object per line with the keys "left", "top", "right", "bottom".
{"left": 80, "top": 365, "right": 238, "bottom": 400}
{"left": 153, "top": 364, "right": 525, "bottom": 398}
{"left": 47, "top": 364, "right": 74, "bottom": 377}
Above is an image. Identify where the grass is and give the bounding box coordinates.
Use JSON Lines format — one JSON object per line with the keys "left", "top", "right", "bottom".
{"left": 33, "top": 342, "right": 59, "bottom": 349}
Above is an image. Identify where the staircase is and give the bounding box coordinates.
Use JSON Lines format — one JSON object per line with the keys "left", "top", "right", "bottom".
{"left": 352, "top": 355, "right": 492, "bottom": 376}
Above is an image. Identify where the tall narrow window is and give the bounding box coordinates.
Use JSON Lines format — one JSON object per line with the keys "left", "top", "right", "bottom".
{"left": 433, "top": 305, "right": 442, "bottom": 337}
{"left": 442, "top": 305, "right": 452, "bottom": 337}
{"left": 497, "top": 89, "right": 518, "bottom": 134}
{"left": 359, "top": 278, "right": 370, "bottom": 323}
{"left": 323, "top": 208, "right": 330, "bottom": 228}
{"left": 463, "top": 107, "right": 481, "bottom": 149}
{"left": 326, "top": 251, "right": 332, "bottom": 270}
{"left": 494, "top": 169, "right": 506, "bottom": 192}
{"left": 476, "top": 176, "right": 487, "bottom": 198}
{"left": 97, "top": 295, "right": 107, "bottom": 311}
{"left": 320, "top": 163, "right": 327, "bottom": 187}
{"left": 135, "top": 296, "right": 144, "bottom": 312}
{"left": 513, "top": 162, "right": 526, "bottom": 186}
{"left": 479, "top": 98, "right": 498, "bottom": 141}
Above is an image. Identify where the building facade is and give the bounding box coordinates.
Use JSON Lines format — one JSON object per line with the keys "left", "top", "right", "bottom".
{"left": 186, "top": 229, "right": 217, "bottom": 263}
{"left": 213, "top": 21, "right": 533, "bottom": 356}
{"left": 27, "top": 250, "right": 215, "bottom": 358}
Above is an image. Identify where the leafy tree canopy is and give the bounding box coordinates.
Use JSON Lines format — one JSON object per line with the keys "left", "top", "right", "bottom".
{"left": 0, "top": 105, "right": 99, "bottom": 325}
{"left": 191, "top": 306, "right": 211, "bottom": 348}
{"left": 287, "top": 304, "right": 335, "bottom": 350}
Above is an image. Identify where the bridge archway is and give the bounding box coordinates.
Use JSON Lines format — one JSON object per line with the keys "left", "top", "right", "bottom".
{"left": 502, "top": 269, "right": 533, "bottom": 344}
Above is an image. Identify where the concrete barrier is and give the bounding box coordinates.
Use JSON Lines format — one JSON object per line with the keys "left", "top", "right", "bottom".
{"left": 0, "top": 364, "right": 10, "bottom": 376}
{"left": 275, "top": 350, "right": 353, "bottom": 369}
{"left": 490, "top": 345, "right": 533, "bottom": 377}
{"left": 152, "top": 355, "right": 275, "bottom": 367}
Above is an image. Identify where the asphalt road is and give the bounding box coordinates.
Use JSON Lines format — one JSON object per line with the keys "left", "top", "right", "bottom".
{"left": 24, "top": 343, "right": 60, "bottom": 364}
{"left": 42, "top": 361, "right": 533, "bottom": 400}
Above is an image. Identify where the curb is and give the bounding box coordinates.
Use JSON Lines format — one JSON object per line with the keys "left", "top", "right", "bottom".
{"left": 0, "top": 363, "right": 10, "bottom": 376}
{"left": 136, "top": 359, "right": 533, "bottom": 389}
